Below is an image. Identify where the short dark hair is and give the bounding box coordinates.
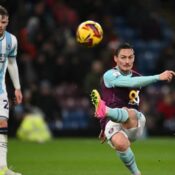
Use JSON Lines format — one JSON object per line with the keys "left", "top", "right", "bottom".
{"left": 0, "top": 5, "right": 8, "bottom": 17}
{"left": 114, "top": 42, "right": 134, "bottom": 56}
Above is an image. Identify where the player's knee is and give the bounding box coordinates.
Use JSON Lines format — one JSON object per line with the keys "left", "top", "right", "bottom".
{"left": 124, "top": 108, "right": 137, "bottom": 120}
{"left": 0, "top": 119, "right": 8, "bottom": 128}
{"left": 0, "top": 119, "right": 8, "bottom": 135}
{"left": 111, "top": 132, "right": 130, "bottom": 151}
{"left": 123, "top": 107, "right": 137, "bottom": 119}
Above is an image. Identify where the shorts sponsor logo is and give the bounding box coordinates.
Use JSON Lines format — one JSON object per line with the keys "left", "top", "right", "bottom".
{"left": 109, "top": 127, "right": 114, "bottom": 134}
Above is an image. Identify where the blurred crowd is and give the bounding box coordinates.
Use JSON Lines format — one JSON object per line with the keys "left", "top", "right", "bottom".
{"left": 3, "top": 0, "right": 175, "bottom": 136}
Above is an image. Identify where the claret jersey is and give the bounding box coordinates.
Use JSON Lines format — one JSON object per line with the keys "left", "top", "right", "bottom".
{"left": 99, "top": 66, "right": 159, "bottom": 129}
{"left": 101, "top": 67, "right": 141, "bottom": 110}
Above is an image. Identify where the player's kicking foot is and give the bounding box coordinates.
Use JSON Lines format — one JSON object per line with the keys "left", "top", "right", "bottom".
{"left": 90, "top": 89, "right": 107, "bottom": 118}
{"left": 0, "top": 167, "right": 22, "bottom": 175}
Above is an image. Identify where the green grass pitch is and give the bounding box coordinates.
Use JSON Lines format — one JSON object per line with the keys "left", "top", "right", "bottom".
{"left": 8, "top": 137, "right": 175, "bottom": 175}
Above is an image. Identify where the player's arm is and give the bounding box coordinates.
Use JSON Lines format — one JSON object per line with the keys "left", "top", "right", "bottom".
{"left": 8, "top": 35, "right": 22, "bottom": 104}
{"left": 104, "top": 70, "right": 175, "bottom": 88}
{"left": 8, "top": 58, "right": 23, "bottom": 104}
{"left": 159, "top": 70, "right": 175, "bottom": 82}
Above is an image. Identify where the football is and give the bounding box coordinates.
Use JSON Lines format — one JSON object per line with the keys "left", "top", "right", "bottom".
{"left": 76, "top": 20, "right": 103, "bottom": 47}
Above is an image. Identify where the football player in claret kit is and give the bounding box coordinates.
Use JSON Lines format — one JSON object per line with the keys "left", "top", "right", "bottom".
{"left": 91, "top": 43, "right": 175, "bottom": 175}
{"left": 0, "top": 5, "right": 23, "bottom": 175}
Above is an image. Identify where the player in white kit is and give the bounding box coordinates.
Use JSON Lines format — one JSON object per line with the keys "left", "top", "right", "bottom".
{"left": 0, "top": 5, "right": 23, "bottom": 175}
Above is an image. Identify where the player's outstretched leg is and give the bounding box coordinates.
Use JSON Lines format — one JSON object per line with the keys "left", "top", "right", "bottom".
{"left": 90, "top": 89, "right": 107, "bottom": 118}
{"left": 0, "top": 167, "right": 22, "bottom": 175}
{"left": 91, "top": 89, "right": 129, "bottom": 122}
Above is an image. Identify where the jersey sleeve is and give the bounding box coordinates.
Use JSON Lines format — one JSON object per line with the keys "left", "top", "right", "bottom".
{"left": 103, "top": 69, "right": 160, "bottom": 88}
{"left": 8, "top": 35, "right": 17, "bottom": 58}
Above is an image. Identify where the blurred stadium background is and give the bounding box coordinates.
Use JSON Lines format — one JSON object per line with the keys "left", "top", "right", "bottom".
{"left": 1, "top": 0, "right": 175, "bottom": 174}
{"left": 2, "top": 0, "right": 175, "bottom": 137}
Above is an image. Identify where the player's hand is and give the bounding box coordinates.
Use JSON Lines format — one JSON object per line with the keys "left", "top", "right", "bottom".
{"left": 14, "top": 89, "right": 23, "bottom": 104}
{"left": 159, "top": 70, "right": 175, "bottom": 82}
{"left": 99, "top": 129, "right": 106, "bottom": 144}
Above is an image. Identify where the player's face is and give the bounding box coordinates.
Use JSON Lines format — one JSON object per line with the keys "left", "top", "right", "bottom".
{"left": 114, "top": 48, "right": 135, "bottom": 73}
{"left": 0, "top": 15, "right": 8, "bottom": 36}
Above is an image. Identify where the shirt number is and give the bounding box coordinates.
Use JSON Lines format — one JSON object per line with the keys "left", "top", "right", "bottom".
{"left": 129, "top": 90, "right": 140, "bottom": 105}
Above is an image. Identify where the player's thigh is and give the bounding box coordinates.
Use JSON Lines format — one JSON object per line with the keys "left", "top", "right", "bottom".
{"left": 105, "top": 120, "right": 121, "bottom": 140}
{"left": 111, "top": 132, "right": 130, "bottom": 151}
{"left": 104, "top": 120, "right": 130, "bottom": 150}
